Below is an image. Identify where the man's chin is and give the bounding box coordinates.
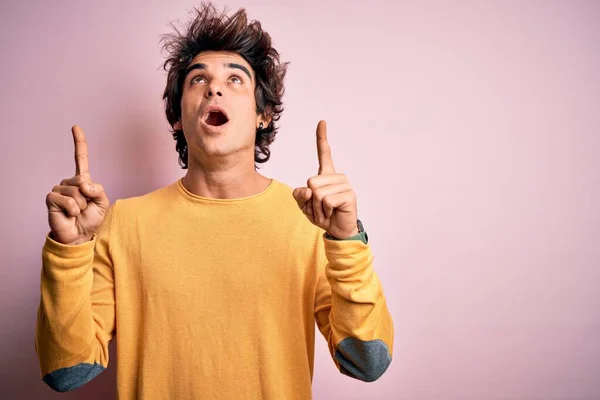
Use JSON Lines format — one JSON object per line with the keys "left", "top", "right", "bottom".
{"left": 191, "top": 140, "right": 253, "bottom": 163}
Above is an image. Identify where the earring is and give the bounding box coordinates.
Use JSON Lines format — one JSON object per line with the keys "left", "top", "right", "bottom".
{"left": 259, "top": 122, "right": 264, "bottom": 130}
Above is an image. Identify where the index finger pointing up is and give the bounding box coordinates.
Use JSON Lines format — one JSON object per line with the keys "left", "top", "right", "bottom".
{"left": 316, "top": 120, "right": 335, "bottom": 175}
{"left": 72, "top": 125, "right": 89, "bottom": 176}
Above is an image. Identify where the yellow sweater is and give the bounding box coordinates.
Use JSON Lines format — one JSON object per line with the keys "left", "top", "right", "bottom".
{"left": 35, "top": 178, "right": 394, "bottom": 399}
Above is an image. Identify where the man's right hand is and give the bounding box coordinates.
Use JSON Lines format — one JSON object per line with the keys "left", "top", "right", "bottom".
{"left": 46, "top": 125, "right": 110, "bottom": 245}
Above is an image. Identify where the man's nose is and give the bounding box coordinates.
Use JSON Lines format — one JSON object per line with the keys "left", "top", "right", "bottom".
{"left": 205, "top": 82, "right": 223, "bottom": 97}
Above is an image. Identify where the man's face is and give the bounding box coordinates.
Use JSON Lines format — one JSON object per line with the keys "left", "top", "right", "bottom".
{"left": 176, "top": 51, "right": 264, "bottom": 164}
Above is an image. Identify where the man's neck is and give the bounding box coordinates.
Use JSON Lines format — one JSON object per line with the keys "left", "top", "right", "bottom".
{"left": 182, "top": 162, "right": 271, "bottom": 200}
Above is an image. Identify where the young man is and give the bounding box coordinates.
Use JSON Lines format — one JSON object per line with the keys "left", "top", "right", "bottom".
{"left": 36, "top": 3, "right": 394, "bottom": 399}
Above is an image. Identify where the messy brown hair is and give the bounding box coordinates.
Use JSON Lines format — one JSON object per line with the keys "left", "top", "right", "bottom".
{"left": 160, "top": 2, "right": 289, "bottom": 169}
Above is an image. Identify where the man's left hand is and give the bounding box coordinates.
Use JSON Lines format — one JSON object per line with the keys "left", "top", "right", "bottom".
{"left": 293, "top": 120, "right": 359, "bottom": 239}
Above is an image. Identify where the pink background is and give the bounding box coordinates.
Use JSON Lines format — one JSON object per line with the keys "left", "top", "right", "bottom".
{"left": 1, "top": 0, "right": 599, "bottom": 399}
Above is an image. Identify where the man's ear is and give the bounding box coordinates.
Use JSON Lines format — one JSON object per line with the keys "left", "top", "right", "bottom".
{"left": 258, "top": 108, "right": 272, "bottom": 128}
{"left": 174, "top": 121, "right": 182, "bottom": 130}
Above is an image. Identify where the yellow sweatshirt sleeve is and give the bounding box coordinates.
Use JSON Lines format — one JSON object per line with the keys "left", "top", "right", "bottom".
{"left": 35, "top": 204, "right": 116, "bottom": 392}
{"left": 314, "top": 234, "right": 394, "bottom": 382}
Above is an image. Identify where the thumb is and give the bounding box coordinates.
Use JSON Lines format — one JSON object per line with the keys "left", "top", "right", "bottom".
{"left": 292, "top": 187, "right": 312, "bottom": 209}
{"left": 81, "top": 182, "right": 110, "bottom": 211}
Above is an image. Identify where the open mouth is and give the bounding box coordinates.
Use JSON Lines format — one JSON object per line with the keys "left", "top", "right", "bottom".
{"left": 204, "top": 110, "right": 229, "bottom": 126}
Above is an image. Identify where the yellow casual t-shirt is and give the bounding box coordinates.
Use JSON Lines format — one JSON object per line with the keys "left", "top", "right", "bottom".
{"left": 36, "top": 178, "right": 394, "bottom": 399}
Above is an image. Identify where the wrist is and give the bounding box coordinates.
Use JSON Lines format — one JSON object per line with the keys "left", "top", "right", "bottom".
{"left": 325, "top": 219, "right": 365, "bottom": 241}
{"left": 327, "top": 228, "right": 359, "bottom": 239}
{"left": 67, "top": 234, "right": 94, "bottom": 246}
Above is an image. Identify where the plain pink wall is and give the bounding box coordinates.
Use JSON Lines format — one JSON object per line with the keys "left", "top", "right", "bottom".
{"left": 1, "top": 0, "right": 599, "bottom": 399}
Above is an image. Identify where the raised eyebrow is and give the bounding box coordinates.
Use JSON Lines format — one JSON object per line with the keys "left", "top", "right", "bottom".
{"left": 184, "top": 62, "right": 252, "bottom": 82}
{"left": 185, "top": 63, "right": 207, "bottom": 79}
{"left": 225, "top": 63, "right": 252, "bottom": 81}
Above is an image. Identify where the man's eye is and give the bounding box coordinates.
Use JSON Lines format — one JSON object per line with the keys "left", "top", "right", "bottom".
{"left": 229, "top": 76, "right": 242, "bottom": 84}
{"left": 191, "top": 76, "right": 205, "bottom": 84}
